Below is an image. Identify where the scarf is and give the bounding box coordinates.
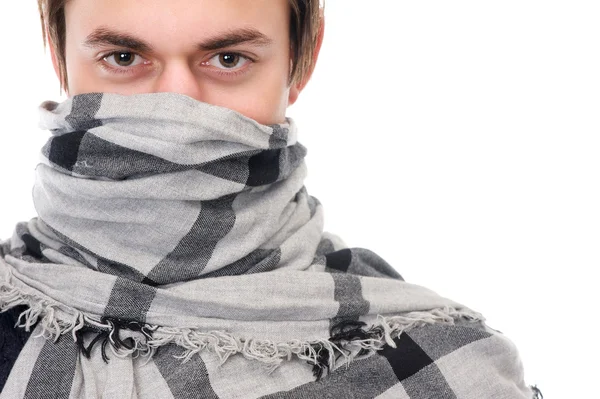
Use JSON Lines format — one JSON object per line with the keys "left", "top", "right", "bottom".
{"left": 0, "top": 92, "right": 539, "bottom": 399}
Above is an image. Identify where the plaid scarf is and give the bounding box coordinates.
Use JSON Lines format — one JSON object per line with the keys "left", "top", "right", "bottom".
{"left": 0, "top": 92, "right": 540, "bottom": 398}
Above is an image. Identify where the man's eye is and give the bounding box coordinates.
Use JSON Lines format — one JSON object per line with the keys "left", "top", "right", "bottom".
{"left": 103, "top": 52, "right": 144, "bottom": 68}
{"left": 207, "top": 53, "right": 251, "bottom": 70}
{"left": 99, "top": 51, "right": 252, "bottom": 75}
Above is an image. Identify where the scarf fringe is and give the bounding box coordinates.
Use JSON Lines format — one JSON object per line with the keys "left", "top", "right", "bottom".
{"left": 0, "top": 273, "right": 485, "bottom": 380}
{"left": 530, "top": 385, "right": 544, "bottom": 399}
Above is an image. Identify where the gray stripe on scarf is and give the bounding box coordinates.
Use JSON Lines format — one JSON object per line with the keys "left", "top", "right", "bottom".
{"left": 347, "top": 248, "right": 404, "bottom": 280}
{"left": 269, "top": 124, "right": 289, "bottom": 147}
{"left": 401, "top": 362, "right": 457, "bottom": 399}
{"left": 208, "top": 148, "right": 301, "bottom": 186}
{"left": 329, "top": 273, "right": 370, "bottom": 332}
{"left": 22, "top": 337, "right": 78, "bottom": 399}
{"left": 146, "top": 193, "right": 237, "bottom": 284}
{"left": 169, "top": 126, "right": 293, "bottom": 187}
{"left": 74, "top": 133, "right": 190, "bottom": 179}
{"left": 315, "top": 237, "right": 335, "bottom": 256}
{"left": 293, "top": 186, "right": 318, "bottom": 219}
{"left": 197, "top": 151, "right": 258, "bottom": 184}
{"left": 10, "top": 223, "right": 32, "bottom": 258}
{"left": 406, "top": 323, "right": 491, "bottom": 361}
{"left": 258, "top": 352, "right": 399, "bottom": 398}
{"left": 307, "top": 192, "right": 319, "bottom": 218}
{"left": 197, "top": 248, "right": 281, "bottom": 278}
{"left": 41, "top": 94, "right": 103, "bottom": 175}
{"left": 277, "top": 143, "right": 306, "bottom": 187}
{"left": 153, "top": 343, "right": 219, "bottom": 399}
{"left": 324, "top": 248, "right": 403, "bottom": 280}
{"left": 103, "top": 277, "right": 157, "bottom": 322}
{"left": 65, "top": 92, "right": 103, "bottom": 131}
{"left": 57, "top": 245, "right": 93, "bottom": 268}
{"left": 44, "top": 223, "right": 150, "bottom": 282}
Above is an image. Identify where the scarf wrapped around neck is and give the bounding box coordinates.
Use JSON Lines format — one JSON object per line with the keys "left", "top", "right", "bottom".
{"left": 0, "top": 92, "right": 538, "bottom": 399}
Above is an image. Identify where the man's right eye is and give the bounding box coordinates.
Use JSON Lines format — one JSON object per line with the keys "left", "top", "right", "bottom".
{"left": 102, "top": 51, "right": 145, "bottom": 68}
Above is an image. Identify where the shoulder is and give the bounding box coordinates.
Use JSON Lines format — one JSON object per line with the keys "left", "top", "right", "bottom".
{"left": 371, "top": 320, "right": 536, "bottom": 398}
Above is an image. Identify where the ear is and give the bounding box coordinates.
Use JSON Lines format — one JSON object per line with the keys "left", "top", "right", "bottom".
{"left": 47, "top": 31, "right": 68, "bottom": 95}
{"left": 288, "top": 8, "right": 325, "bottom": 106}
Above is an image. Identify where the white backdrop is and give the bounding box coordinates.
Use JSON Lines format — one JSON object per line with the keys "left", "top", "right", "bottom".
{"left": 2, "top": 1, "right": 599, "bottom": 397}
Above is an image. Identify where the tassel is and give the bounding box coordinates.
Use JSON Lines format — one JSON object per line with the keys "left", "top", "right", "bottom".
{"left": 73, "top": 316, "right": 154, "bottom": 363}
{"left": 305, "top": 318, "right": 386, "bottom": 381}
{"left": 530, "top": 385, "right": 543, "bottom": 399}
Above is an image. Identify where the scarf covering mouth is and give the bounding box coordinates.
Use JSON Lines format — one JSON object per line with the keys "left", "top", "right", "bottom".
{"left": 0, "top": 92, "right": 537, "bottom": 399}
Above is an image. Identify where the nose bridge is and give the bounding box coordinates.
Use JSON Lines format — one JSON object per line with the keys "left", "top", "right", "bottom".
{"left": 153, "top": 59, "right": 203, "bottom": 101}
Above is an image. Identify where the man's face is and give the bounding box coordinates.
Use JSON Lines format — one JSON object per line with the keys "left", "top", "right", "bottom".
{"left": 61, "top": 0, "right": 300, "bottom": 124}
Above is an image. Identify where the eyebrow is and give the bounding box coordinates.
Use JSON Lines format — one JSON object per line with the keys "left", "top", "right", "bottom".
{"left": 83, "top": 26, "right": 273, "bottom": 53}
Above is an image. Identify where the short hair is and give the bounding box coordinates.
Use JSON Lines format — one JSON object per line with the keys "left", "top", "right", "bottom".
{"left": 36, "top": 0, "right": 324, "bottom": 94}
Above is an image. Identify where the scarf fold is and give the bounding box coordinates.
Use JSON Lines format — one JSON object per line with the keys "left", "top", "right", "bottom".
{"left": 0, "top": 92, "right": 537, "bottom": 399}
{"left": 32, "top": 92, "right": 321, "bottom": 285}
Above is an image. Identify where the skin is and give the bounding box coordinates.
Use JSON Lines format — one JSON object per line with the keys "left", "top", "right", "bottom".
{"left": 49, "top": 0, "right": 324, "bottom": 125}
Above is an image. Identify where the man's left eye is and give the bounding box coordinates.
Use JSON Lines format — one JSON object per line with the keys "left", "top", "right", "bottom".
{"left": 206, "top": 53, "right": 251, "bottom": 69}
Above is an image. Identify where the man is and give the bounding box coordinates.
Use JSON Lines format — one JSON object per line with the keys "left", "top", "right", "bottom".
{"left": 0, "top": 0, "right": 541, "bottom": 398}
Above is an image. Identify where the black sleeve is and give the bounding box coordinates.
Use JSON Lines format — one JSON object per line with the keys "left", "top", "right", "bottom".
{"left": 0, "top": 305, "right": 37, "bottom": 393}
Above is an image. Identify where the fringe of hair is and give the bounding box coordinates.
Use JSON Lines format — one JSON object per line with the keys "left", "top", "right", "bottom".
{"left": 1, "top": 272, "right": 485, "bottom": 380}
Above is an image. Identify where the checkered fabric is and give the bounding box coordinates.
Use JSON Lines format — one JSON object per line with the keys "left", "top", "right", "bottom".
{"left": 0, "top": 93, "right": 539, "bottom": 398}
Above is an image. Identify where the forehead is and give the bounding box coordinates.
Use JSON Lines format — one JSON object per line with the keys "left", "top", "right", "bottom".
{"left": 65, "top": 0, "right": 290, "bottom": 51}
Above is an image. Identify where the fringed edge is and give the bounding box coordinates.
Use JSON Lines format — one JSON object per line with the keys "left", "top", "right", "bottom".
{"left": 0, "top": 271, "right": 485, "bottom": 380}
{"left": 530, "top": 384, "right": 544, "bottom": 399}
{"left": 0, "top": 272, "right": 87, "bottom": 343}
